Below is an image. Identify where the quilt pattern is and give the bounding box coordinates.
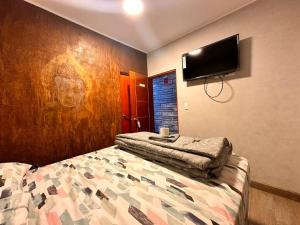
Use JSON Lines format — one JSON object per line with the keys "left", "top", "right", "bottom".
{"left": 0, "top": 147, "right": 249, "bottom": 225}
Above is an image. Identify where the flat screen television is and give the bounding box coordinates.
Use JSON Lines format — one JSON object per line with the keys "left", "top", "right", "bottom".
{"left": 182, "top": 34, "right": 239, "bottom": 81}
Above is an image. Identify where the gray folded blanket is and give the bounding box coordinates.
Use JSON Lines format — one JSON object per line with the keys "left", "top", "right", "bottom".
{"left": 149, "top": 133, "right": 180, "bottom": 143}
{"left": 115, "top": 132, "right": 232, "bottom": 178}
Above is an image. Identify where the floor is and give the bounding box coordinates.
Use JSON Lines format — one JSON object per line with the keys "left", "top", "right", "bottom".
{"left": 248, "top": 187, "right": 300, "bottom": 225}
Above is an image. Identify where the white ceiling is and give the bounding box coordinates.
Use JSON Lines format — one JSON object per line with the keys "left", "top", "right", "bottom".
{"left": 25, "top": 0, "right": 255, "bottom": 53}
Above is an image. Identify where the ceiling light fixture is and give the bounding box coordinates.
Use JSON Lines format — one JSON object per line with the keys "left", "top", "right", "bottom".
{"left": 123, "top": 0, "right": 144, "bottom": 16}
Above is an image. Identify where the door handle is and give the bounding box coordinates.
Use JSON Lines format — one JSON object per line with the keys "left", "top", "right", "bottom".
{"left": 136, "top": 119, "right": 141, "bottom": 129}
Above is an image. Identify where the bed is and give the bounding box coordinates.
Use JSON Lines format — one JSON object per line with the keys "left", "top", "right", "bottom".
{"left": 0, "top": 146, "right": 249, "bottom": 225}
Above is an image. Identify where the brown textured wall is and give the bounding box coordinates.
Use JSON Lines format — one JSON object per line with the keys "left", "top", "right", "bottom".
{"left": 0, "top": 0, "right": 147, "bottom": 165}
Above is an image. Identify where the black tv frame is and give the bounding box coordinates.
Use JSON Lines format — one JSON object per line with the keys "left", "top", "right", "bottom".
{"left": 182, "top": 34, "right": 240, "bottom": 81}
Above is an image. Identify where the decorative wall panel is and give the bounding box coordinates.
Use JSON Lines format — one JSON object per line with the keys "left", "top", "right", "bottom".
{"left": 0, "top": 0, "right": 147, "bottom": 165}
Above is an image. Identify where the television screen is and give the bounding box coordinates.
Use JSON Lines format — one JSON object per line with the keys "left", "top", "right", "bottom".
{"left": 182, "top": 34, "right": 239, "bottom": 81}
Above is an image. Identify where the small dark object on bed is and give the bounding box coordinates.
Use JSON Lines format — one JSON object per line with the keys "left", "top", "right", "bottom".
{"left": 149, "top": 133, "right": 180, "bottom": 143}
{"left": 29, "top": 164, "right": 39, "bottom": 172}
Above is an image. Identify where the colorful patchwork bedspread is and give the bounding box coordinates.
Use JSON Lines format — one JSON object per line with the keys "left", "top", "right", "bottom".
{"left": 0, "top": 146, "right": 249, "bottom": 225}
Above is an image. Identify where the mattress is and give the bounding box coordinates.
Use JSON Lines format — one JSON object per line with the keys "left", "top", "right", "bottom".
{"left": 0, "top": 146, "right": 249, "bottom": 225}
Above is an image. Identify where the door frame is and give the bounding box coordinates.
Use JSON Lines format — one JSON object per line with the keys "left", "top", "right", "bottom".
{"left": 129, "top": 71, "right": 150, "bottom": 132}
{"left": 148, "top": 69, "right": 179, "bottom": 133}
{"left": 119, "top": 73, "right": 132, "bottom": 133}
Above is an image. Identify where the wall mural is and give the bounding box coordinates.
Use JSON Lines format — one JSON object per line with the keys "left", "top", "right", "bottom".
{"left": 0, "top": 0, "right": 147, "bottom": 165}
{"left": 54, "top": 65, "right": 86, "bottom": 108}
{"left": 39, "top": 51, "right": 93, "bottom": 125}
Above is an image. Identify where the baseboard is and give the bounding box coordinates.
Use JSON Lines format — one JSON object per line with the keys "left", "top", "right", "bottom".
{"left": 251, "top": 181, "right": 300, "bottom": 202}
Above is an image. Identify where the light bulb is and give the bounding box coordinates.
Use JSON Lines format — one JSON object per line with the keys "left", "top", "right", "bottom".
{"left": 123, "top": 0, "right": 144, "bottom": 16}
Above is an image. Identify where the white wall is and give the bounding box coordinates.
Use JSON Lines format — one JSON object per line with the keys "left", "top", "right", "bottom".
{"left": 147, "top": 0, "right": 300, "bottom": 193}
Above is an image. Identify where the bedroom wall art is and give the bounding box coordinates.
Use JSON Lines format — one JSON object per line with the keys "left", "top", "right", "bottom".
{"left": 0, "top": 0, "right": 147, "bottom": 165}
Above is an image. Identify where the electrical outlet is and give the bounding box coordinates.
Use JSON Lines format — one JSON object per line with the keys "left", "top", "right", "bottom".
{"left": 184, "top": 102, "right": 189, "bottom": 110}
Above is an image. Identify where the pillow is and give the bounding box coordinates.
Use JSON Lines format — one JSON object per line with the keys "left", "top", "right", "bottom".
{"left": 0, "top": 163, "right": 31, "bottom": 192}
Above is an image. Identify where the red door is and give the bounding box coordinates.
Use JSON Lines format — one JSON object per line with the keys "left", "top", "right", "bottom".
{"left": 120, "top": 75, "right": 131, "bottom": 133}
{"left": 129, "top": 71, "right": 150, "bottom": 132}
